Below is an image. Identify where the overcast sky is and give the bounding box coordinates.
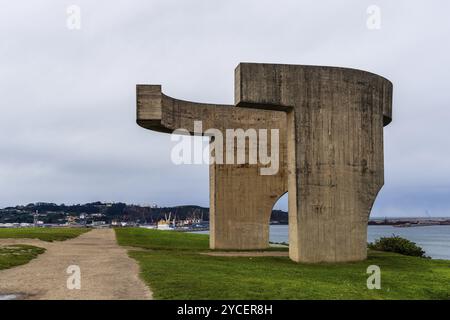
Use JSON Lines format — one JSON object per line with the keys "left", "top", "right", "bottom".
{"left": 1, "top": 0, "right": 449, "bottom": 217}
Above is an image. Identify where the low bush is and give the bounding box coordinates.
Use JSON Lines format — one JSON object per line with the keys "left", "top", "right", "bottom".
{"left": 368, "top": 235, "right": 429, "bottom": 258}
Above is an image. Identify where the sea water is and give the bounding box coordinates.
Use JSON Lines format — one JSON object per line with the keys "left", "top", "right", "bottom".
{"left": 271, "top": 225, "right": 450, "bottom": 260}
{"left": 193, "top": 225, "right": 450, "bottom": 260}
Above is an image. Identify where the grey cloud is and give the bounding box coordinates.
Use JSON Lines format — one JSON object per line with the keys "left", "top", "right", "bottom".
{"left": 1, "top": 0, "right": 449, "bottom": 216}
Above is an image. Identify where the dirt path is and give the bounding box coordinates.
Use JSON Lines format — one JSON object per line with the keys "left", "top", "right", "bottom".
{"left": 0, "top": 229, "right": 152, "bottom": 300}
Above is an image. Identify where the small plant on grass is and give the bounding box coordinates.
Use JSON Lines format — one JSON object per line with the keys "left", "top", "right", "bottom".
{"left": 368, "top": 235, "right": 429, "bottom": 258}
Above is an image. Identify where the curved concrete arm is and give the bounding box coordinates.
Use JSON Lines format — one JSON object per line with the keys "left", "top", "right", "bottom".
{"left": 235, "top": 63, "right": 392, "bottom": 126}
{"left": 136, "top": 84, "right": 233, "bottom": 134}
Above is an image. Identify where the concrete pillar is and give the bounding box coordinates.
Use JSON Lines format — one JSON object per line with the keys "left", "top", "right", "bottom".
{"left": 136, "top": 84, "right": 287, "bottom": 250}
{"left": 235, "top": 63, "right": 392, "bottom": 262}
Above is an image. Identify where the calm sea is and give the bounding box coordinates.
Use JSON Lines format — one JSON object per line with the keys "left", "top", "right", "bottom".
{"left": 194, "top": 225, "right": 450, "bottom": 260}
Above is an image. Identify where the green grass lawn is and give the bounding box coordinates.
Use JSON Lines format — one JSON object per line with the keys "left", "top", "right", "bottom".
{"left": 116, "top": 227, "right": 210, "bottom": 251}
{"left": 0, "top": 245, "right": 46, "bottom": 270}
{"left": 116, "top": 228, "right": 450, "bottom": 300}
{"left": 0, "top": 227, "right": 90, "bottom": 242}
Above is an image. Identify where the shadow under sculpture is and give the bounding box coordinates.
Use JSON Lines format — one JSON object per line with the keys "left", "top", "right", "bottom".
{"left": 136, "top": 63, "right": 393, "bottom": 263}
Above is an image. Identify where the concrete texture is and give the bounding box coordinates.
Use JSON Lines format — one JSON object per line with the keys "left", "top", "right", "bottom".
{"left": 137, "top": 85, "right": 287, "bottom": 250}
{"left": 136, "top": 63, "right": 393, "bottom": 263}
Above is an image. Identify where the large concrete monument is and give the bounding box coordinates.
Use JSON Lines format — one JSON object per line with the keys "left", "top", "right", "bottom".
{"left": 136, "top": 63, "right": 392, "bottom": 263}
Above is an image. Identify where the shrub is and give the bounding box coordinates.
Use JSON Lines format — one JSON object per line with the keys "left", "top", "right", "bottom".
{"left": 368, "top": 235, "right": 429, "bottom": 258}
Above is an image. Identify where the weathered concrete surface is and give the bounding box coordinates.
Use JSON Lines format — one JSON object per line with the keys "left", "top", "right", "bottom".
{"left": 136, "top": 63, "right": 393, "bottom": 263}
{"left": 137, "top": 85, "right": 287, "bottom": 249}
{"left": 235, "top": 63, "right": 392, "bottom": 262}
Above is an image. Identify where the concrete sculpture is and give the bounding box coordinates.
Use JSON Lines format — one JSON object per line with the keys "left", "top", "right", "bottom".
{"left": 136, "top": 63, "right": 392, "bottom": 263}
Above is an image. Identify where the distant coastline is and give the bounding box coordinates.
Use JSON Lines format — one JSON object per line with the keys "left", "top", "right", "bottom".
{"left": 368, "top": 217, "right": 450, "bottom": 227}
{"left": 1, "top": 202, "right": 449, "bottom": 228}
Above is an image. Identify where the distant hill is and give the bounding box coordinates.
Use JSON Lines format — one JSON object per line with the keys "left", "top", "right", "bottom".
{"left": 0, "top": 202, "right": 288, "bottom": 224}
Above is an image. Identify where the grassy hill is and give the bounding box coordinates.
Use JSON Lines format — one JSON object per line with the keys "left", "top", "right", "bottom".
{"left": 0, "top": 245, "right": 45, "bottom": 270}
{"left": 0, "top": 227, "right": 90, "bottom": 242}
{"left": 116, "top": 228, "right": 450, "bottom": 300}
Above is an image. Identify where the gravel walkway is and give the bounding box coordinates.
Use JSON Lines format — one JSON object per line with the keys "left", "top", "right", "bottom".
{"left": 0, "top": 229, "right": 152, "bottom": 300}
